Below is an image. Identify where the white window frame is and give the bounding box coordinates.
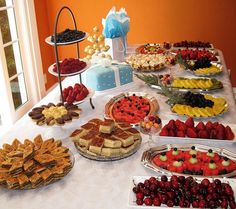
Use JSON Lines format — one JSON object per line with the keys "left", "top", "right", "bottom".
{"left": 0, "top": 0, "right": 46, "bottom": 127}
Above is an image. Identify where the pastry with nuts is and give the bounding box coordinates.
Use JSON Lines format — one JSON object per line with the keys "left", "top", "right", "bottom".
{"left": 0, "top": 135, "right": 74, "bottom": 189}
{"left": 28, "top": 102, "right": 81, "bottom": 126}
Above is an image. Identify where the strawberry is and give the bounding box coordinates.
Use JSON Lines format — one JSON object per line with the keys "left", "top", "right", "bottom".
{"left": 185, "top": 117, "right": 194, "bottom": 128}
{"left": 196, "top": 121, "right": 205, "bottom": 131}
{"left": 159, "top": 129, "right": 169, "bottom": 136}
{"left": 216, "top": 131, "right": 225, "bottom": 140}
{"left": 175, "top": 119, "right": 182, "bottom": 127}
{"left": 168, "top": 129, "right": 176, "bottom": 137}
{"left": 75, "top": 93, "right": 85, "bottom": 101}
{"left": 66, "top": 96, "right": 74, "bottom": 104}
{"left": 198, "top": 130, "right": 209, "bottom": 139}
{"left": 176, "top": 120, "right": 187, "bottom": 131}
{"left": 186, "top": 127, "right": 197, "bottom": 138}
{"left": 217, "top": 124, "right": 225, "bottom": 132}
{"left": 166, "top": 120, "right": 176, "bottom": 130}
{"left": 225, "top": 126, "right": 234, "bottom": 140}
{"left": 162, "top": 124, "right": 169, "bottom": 130}
{"left": 205, "top": 121, "right": 213, "bottom": 131}
{"left": 176, "top": 130, "right": 185, "bottom": 137}
{"left": 210, "top": 129, "right": 217, "bottom": 139}
{"left": 212, "top": 122, "right": 219, "bottom": 129}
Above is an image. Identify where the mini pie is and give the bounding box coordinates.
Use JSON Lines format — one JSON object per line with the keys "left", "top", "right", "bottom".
{"left": 70, "top": 119, "right": 142, "bottom": 158}
{"left": 28, "top": 102, "right": 81, "bottom": 126}
{"left": 0, "top": 135, "right": 73, "bottom": 189}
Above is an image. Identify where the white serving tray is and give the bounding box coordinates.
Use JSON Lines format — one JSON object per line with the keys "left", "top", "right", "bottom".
{"left": 45, "top": 32, "right": 88, "bottom": 46}
{"left": 48, "top": 60, "right": 91, "bottom": 77}
{"left": 129, "top": 175, "right": 236, "bottom": 208}
{"left": 157, "top": 121, "right": 236, "bottom": 144}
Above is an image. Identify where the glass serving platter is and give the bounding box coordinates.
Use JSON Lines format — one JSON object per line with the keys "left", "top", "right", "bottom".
{"left": 186, "top": 62, "right": 223, "bottom": 77}
{"left": 1, "top": 150, "right": 75, "bottom": 190}
{"left": 170, "top": 102, "right": 229, "bottom": 119}
{"left": 74, "top": 140, "right": 141, "bottom": 161}
{"left": 141, "top": 144, "right": 236, "bottom": 178}
{"left": 128, "top": 175, "right": 236, "bottom": 209}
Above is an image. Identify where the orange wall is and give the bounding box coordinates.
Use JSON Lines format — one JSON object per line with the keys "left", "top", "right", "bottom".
{"left": 34, "top": 0, "right": 236, "bottom": 88}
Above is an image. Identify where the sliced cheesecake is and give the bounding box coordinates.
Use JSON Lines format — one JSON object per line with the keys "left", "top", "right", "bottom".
{"left": 112, "top": 132, "right": 134, "bottom": 147}
{"left": 101, "top": 147, "right": 120, "bottom": 157}
{"left": 89, "top": 136, "right": 104, "bottom": 155}
{"left": 99, "top": 119, "right": 115, "bottom": 134}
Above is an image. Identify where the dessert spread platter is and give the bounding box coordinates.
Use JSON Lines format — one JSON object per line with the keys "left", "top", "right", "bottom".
{"left": 28, "top": 102, "right": 81, "bottom": 126}
{"left": 141, "top": 144, "right": 236, "bottom": 178}
{"left": 136, "top": 73, "right": 223, "bottom": 92}
{"left": 159, "top": 117, "right": 235, "bottom": 143}
{"left": 45, "top": 28, "right": 88, "bottom": 45}
{"left": 48, "top": 58, "right": 91, "bottom": 77}
{"left": 0, "top": 135, "right": 74, "bottom": 189}
{"left": 104, "top": 92, "right": 159, "bottom": 125}
{"left": 129, "top": 175, "right": 236, "bottom": 208}
{"left": 126, "top": 54, "right": 166, "bottom": 72}
{"left": 70, "top": 118, "right": 142, "bottom": 161}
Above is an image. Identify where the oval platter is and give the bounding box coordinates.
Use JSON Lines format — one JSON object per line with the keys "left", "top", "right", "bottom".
{"left": 141, "top": 144, "right": 236, "bottom": 178}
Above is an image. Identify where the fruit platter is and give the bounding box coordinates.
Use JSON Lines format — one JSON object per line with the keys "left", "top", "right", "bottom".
{"left": 45, "top": 28, "right": 88, "bottom": 46}
{"left": 28, "top": 102, "right": 81, "bottom": 126}
{"left": 176, "top": 55, "right": 223, "bottom": 76}
{"left": 141, "top": 144, "right": 236, "bottom": 178}
{"left": 171, "top": 48, "right": 219, "bottom": 61}
{"left": 126, "top": 54, "right": 166, "bottom": 72}
{"left": 135, "top": 43, "right": 170, "bottom": 55}
{"left": 136, "top": 73, "right": 223, "bottom": 92}
{"left": 129, "top": 175, "right": 236, "bottom": 208}
{"left": 172, "top": 40, "right": 213, "bottom": 48}
{"left": 160, "top": 87, "right": 228, "bottom": 118}
{"left": 48, "top": 58, "right": 91, "bottom": 77}
{"left": 61, "top": 83, "right": 94, "bottom": 104}
{"left": 0, "top": 135, "right": 74, "bottom": 189}
{"left": 70, "top": 118, "right": 142, "bottom": 161}
{"left": 159, "top": 117, "right": 235, "bottom": 143}
{"left": 104, "top": 92, "right": 159, "bottom": 125}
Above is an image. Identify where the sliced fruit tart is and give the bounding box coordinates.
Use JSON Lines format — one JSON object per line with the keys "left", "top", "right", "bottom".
{"left": 160, "top": 87, "right": 228, "bottom": 117}
{"left": 136, "top": 73, "right": 223, "bottom": 91}
{"left": 104, "top": 93, "right": 159, "bottom": 124}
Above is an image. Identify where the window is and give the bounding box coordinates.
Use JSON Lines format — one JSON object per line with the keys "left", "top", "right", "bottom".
{"left": 0, "top": 0, "right": 45, "bottom": 134}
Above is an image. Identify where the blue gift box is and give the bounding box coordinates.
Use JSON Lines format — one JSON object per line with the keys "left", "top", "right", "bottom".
{"left": 83, "top": 63, "right": 133, "bottom": 91}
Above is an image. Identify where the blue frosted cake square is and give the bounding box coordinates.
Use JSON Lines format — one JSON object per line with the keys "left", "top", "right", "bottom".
{"left": 83, "top": 64, "right": 133, "bottom": 91}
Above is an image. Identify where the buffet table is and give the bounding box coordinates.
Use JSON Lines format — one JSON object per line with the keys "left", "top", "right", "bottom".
{"left": 0, "top": 49, "right": 236, "bottom": 209}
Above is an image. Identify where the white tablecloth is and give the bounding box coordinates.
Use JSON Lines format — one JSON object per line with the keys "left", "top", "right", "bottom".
{"left": 1, "top": 49, "right": 236, "bottom": 209}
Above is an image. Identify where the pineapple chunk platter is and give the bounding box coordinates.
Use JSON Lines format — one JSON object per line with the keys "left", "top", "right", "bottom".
{"left": 136, "top": 73, "right": 223, "bottom": 92}
{"left": 160, "top": 87, "right": 228, "bottom": 118}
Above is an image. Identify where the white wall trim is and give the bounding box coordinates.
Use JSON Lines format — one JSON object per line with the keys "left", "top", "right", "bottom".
{"left": 17, "top": 0, "right": 46, "bottom": 100}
